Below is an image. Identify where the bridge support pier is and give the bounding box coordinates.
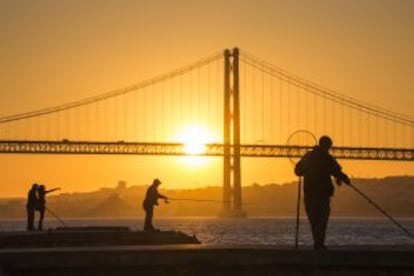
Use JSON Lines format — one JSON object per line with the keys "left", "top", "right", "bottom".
{"left": 219, "top": 48, "right": 246, "bottom": 218}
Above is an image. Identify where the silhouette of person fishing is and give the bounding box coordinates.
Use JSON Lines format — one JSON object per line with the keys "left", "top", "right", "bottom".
{"left": 295, "top": 135, "right": 350, "bottom": 250}
{"left": 143, "top": 179, "right": 169, "bottom": 231}
{"left": 36, "top": 185, "right": 61, "bottom": 231}
{"left": 26, "top": 183, "right": 39, "bottom": 231}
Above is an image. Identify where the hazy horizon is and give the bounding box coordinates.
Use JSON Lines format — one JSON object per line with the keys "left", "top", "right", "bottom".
{"left": 2, "top": 174, "right": 413, "bottom": 199}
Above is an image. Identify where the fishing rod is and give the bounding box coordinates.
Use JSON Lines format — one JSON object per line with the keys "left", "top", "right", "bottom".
{"left": 46, "top": 206, "right": 67, "bottom": 227}
{"left": 349, "top": 183, "right": 414, "bottom": 239}
{"left": 168, "top": 198, "right": 260, "bottom": 205}
{"left": 169, "top": 198, "right": 230, "bottom": 204}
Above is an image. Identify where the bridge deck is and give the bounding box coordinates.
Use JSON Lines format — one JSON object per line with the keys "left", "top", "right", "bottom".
{"left": 0, "top": 140, "right": 412, "bottom": 161}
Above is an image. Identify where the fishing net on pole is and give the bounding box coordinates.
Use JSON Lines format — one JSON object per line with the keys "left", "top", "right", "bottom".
{"left": 286, "top": 129, "right": 317, "bottom": 249}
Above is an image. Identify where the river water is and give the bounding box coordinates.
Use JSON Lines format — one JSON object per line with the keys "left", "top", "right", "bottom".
{"left": 1, "top": 217, "right": 413, "bottom": 246}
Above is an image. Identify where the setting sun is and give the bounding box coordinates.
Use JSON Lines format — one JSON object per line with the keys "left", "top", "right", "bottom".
{"left": 175, "top": 125, "right": 217, "bottom": 167}
{"left": 177, "top": 125, "right": 217, "bottom": 155}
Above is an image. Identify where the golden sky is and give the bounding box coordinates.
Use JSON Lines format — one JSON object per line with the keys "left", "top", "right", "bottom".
{"left": 0, "top": 0, "right": 413, "bottom": 197}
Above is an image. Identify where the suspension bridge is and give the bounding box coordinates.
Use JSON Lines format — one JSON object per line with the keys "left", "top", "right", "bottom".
{"left": 0, "top": 48, "right": 413, "bottom": 216}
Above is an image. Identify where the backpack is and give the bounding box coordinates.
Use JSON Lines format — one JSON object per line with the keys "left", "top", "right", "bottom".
{"left": 294, "top": 152, "right": 312, "bottom": 177}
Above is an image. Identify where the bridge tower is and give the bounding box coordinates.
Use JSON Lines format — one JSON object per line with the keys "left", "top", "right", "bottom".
{"left": 220, "top": 48, "right": 246, "bottom": 218}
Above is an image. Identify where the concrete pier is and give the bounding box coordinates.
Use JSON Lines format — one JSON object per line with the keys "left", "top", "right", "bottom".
{"left": 0, "top": 228, "right": 200, "bottom": 248}
{"left": 0, "top": 245, "right": 413, "bottom": 275}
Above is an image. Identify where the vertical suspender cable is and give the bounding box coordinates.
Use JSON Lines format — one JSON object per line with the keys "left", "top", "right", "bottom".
{"left": 16, "top": 120, "right": 19, "bottom": 140}
{"left": 349, "top": 106, "right": 352, "bottom": 148}
{"left": 124, "top": 92, "right": 128, "bottom": 140}
{"left": 152, "top": 84, "right": 156, "bottom": 142}
{"left": 171, "top": 78, "right": 176, "bottom": 142}
{"left": 82, "top": 105, "right": 86, "bottom": 140}
{"left": 143, "top": 86, "right": 147, "bottom": 142}
{"left": 45, "top": 111, "right": 50, "bottom": 140}
{"left": 369, "top": 112, "right": 372, "bottom": 147}
{"left": 14, "top": 119, "right": 19, "bottom": 140}
{"left": 242, "top": 61, "right": 246, "bottom": 142}
{"left": 270, "top": 72, "right": 274, "bottom": 142}
{"left": 76, "top": 107, "right": 79, "bottom": 140}
{"left": 198, "top": 66, "right": 202, "bottom": 127}
{"left": 190, "top": 70, "right": 193, "bottom": 121}
{"left": 314, "top": 88, "right": 317, "bottom": 138}
{"left": 12, "top": 120, "right": 16, "bottom": 140}
{"left": 216, "top": 59, "right": 220, "bottom": 137}
{"left": 297, "top": 86, "right": 300, "bottom": 136}
{"left": 323, "top": 92, "right": 327, "bottom": 134}
{"left": 161, "top": 81, "right": 165, "bottom": 141}
{"left": 207, "top": 62, "right": 211, "bottom": 134}
{"left": 252, "top": 63, "right": 256, "bottom": 140}
{"left": 180, "top": 73, "right": 184, "bottom": 138}
{"left": 87, "top": 103, "right": 91, "bottom": 140}
{"left": 93, "top": 102, "right": 98, "bottom": 140}
{"left": 261, "top": 64, "right": 265, "bottom": 141}
{"left": 394, "top": 116, "right": 398, "bottom": 148}
{"left": 14, "top": 119, "right": 20, "bottom": 140}
{"left": 84, "top": 104, "right": 88, "bottom": 140}
{"left": 104, "top": 96, "right": 108, "bottom": 141}
{"left": 32, "top": 116, "right": 36, "bottom": 140}
{"left": 332, "top": 98, "right": 335, "bottom": 141}
{"left": 57, "top": 110, "right": 60, "bottom": 140}
{"left": 288, "top": 83, "right": 291, "bottom": 138}
{"left": 279, "top": 77, "right": 282, "bottom": 144}
{"left": 97, "top": 101, "right": 101, "bottom": 141}
{"left": 305, "top": 85, "right": 309, "bottom": 136}
{"left": 341, "top": 99, "right": 344, "bottom": 146}
{"left": 375, "top": 111, "right": 378, "bottom": 148}
{"left": 384, "top": 115, "right": 388, "bottom": 148}
{"left": 114, "top": 96, "right": 118, "bottom": 141}
{"left": 35, "top": 115, "right": 39, "bottom": 140}
{"left": 134, "top": 90, "right": 137, "bottom": 141}
{"left": 359, "top": 107, "right": 362, "bottom": 147}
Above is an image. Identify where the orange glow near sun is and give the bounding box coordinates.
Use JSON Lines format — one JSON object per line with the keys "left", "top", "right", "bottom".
{"left": 175, "top": 125, "right": 217, "bottom": 167}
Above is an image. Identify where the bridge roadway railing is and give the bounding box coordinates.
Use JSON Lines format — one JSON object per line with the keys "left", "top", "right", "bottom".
{"left": 0, "top": 140, "right": 412, "bottom": 161}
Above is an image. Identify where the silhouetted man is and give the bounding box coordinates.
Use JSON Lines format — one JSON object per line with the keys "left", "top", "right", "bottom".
{"left": 26, "top": 183, "right": 39, "bottom": 231}
{"left": 295, "top": 135, "right": 350, "bottom": 249}
{"left": 143, "top": 179, "right": 168, "bottom": 231}
{"left": 37, "top": 185, "right": 61, "bottom": 231}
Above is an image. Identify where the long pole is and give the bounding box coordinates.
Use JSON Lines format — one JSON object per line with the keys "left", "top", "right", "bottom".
{"left": 170, "top": 198, "right": 228, "bottom": 203}
{"left": 295, "top": 177, "right": 301, "bottom": 249}
{"left": 286, "top": 130, "right": 317, "bottom": 250}
{"left": 46, "top": 207, "right": 67, "bottom": 227}
{"left": 349, "top": 184, "right": 414, "bottom": 239}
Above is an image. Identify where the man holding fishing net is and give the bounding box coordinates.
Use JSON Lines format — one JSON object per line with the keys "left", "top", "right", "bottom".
{"left": 295, "top": 135, "right": 350, "bottom": 250}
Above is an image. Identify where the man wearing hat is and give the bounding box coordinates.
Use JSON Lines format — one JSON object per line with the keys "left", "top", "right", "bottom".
{"left": 142, "top": 178, "right": 169, "bottom": 231}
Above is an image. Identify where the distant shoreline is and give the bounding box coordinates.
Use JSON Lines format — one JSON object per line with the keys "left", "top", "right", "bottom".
{"left": 1, "top": 176, "right": 413, "bottom": 217}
